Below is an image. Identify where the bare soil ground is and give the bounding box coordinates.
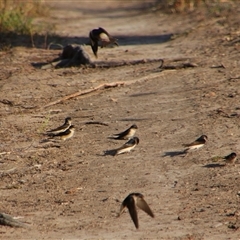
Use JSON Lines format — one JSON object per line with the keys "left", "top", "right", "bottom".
{"left": 1, "top": 1, "right": 240, "bottom": 239}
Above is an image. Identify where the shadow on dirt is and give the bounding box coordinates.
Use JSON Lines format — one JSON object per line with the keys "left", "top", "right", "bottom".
{"left": 202, "top": 163, "right": 226, "bottom": 168}
{"left": 129, "top": 92, "right": 158, "bottom": 97}
{"left": 162, "top": 151, "right": 186, "bottom": 157}
{"left": 117, "top": 34, "right": 172, "bottom": 46}
{"left": 102, "top": 149, "right": 117, "bottom": 156}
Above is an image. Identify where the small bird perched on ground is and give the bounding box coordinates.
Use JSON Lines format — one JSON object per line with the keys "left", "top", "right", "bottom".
{"left": 46, "top": 117, "right": 72, "bottom": 135}
{"left": 119, "top": 193, "right": 154, "bottom": 229}
{"left": 89, "top": 27, "right": 119, "bottom": 58}
{"left": 115, "top": 137, "right": 139, "bottom": 155}
{"left": 183, "top": 135, "right": 208, "bottom": 153}
{"left": 52, "top": 125, "right": 75, "bottom": 141}
{"left": 110, "top": 124, "right": 138, "bottom": 140}
{"left": 223, "top": 152, "right": 237, "bottom": 164}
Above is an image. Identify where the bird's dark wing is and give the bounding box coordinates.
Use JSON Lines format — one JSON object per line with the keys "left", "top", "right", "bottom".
{"left": 126, "top": 197, "right": 139, "bottom": 229}
{"left": 46, "top": 123, "right": 69, "bottom": 134}
{"left": 91, "top": 42, "right": 98, "bottom": 57}
{"left": 136, "top": 197, "right": 154, "bottom": 218}
{"left": 89, "top": 31, "right": 99, "bottom": 57}
{"left": 121, "top": 138, "right": 136, "bottom": 148}
{"left": 113, "top": 128, "right": 130, "bottom": 139}
{"left": 183, "top": 140, "right": 200, "bottom": 147}
{"left": 182, "top": 141, "right": 195, "bottom": 147}
{"left": 53, "top": 128, "right": 71, "bottom": 137}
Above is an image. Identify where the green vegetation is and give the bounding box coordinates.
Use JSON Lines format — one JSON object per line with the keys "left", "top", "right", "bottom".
{"left": 37, "top": 114, "right": 51, "bottom": 134}
{"left": 0, "top": 0, "right": 55, "bottom": 49}
{"left": 0, "top": 0, "right": 48, "bottom": 35}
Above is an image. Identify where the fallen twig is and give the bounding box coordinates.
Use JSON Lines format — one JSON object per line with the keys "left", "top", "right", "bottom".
{"left": 93, "top": 58, "right": 164, "bottom": 68}
{"left": 0, "top": 99, "right": 14, "bottom": 106}
{"left": 36, "top": 44, "right": 197, "bottom": 70}
{"left": 210, "top": 63, "right": 225, "bottom": 69}
{"left": 41, "top": 71, "right": 169, "bottom": 108}
{"left": 41, "top": 58, "right": 198, "bottom": 109}
{"left": 161, "top": 62, "right": 198, "bottom": 70}
{"left": 0, "top": 212, "right": 28, "bottom": 228}
{"left": 42, "top": 82, "right": 125, "bottom": 109}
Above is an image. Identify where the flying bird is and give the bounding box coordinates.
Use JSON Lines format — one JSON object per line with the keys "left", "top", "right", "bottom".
{"left": 49, "top": 125, "right": 75, "bottom": 141}
{"left": 183, "top": 135, "right": 208, "bottom": 153}
{"left": 89, "top": 27, "right": 119, "bottom": 58}
{"left": 115, "top": 137, "right": 139, "bottom": 155}
{"left": 223, "top": 152, "right": 237, "bottom": 164}
{"left": 119, "top": 193, "right": 154, "bottom": 229}
{"left": 110, "top": 124, "right": 138, "bottom": 140}
{"left": 46, "top": 117, "right": 72, "bottom": 135}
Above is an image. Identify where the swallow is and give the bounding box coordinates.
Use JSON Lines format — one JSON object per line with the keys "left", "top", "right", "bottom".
{"left": 89, "top": 27, "right": 119, "bottom": 58}
{"left": 50, "top": 125, "right": 75, "bottom": 141}
{"left": 223, "top": 152, "right": 237, "bottom": 164}
{"left": 110, "top": 124, "right": 138, "bottom": 140}
{"left": 119, "top": 193, "right": 154, "bottom": 229}
{"left": 46, "top": 117, "right": 72, "bottom": 135}
{"left": 115, "top": 137, "right": 139, "bottom": 155}
{"left": 183, "top": 135, "right": 208, "bottom": 153}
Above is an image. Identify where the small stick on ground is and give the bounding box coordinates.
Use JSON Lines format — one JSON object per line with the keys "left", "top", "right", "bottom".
{"left": 42, "top": 82, "right": 125, "bottom": 109}
{"left": 41, "top": 60, "right": 197, "bottom": 109}
{"left": 41, "top": 72, "right": 163, "bottom": 108}
{"left": 0, "top": 213, "right": 28, "bottom": 228}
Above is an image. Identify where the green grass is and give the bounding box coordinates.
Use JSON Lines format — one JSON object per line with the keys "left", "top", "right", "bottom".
{"left": 0, "top": 0, "right": 55, "bottom": 49}
{"left": 37, "top": 114, "right": 51, "bottom": 134}
{"left": 0, "top": 0, "right": 49, "bottom": 35}
{"left": 0, "top": 9, "right": 32, "bottom": 34}
{"left": 210, "top": 156, "right": 222, "bottom": 162}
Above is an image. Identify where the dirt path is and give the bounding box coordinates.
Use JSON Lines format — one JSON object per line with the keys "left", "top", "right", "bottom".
{"left": 0, "top": 1, "right": 240, "bottom": 239}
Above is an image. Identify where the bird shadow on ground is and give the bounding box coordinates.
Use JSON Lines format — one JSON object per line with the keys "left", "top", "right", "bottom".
{"left": 162, "top": 151, "right": 186, "bottom": 157}
{"left": 202, "top": 163, "right": 226, "bottom": 168}
{"left": 107, "top": 137, "right": 122, "bottom": 140}
{"left": 129, "top": 92, "right": 158, "bottom": 97}
{"left": 97, "top": 149, "right": 117, "bottom": 157}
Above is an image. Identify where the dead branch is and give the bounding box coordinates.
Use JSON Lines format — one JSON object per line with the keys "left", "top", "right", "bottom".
{"left": 41, "top": 57, "right": 198, "bottom": 109}
{"left": 42, "top": 82, "right": 125, "bottom": 109}
{"left": 41, "top": 72, "right": 165, "bottom": 108}
{"left": 36, "top": 44, "right": 197, "bottom": 70}
{"left": 37, "top": 47, "right": 198, "bottom": 73}
{"left": 92, "top": 58, "right": 198, "bottom": 69}
{"left": 162, "top": 62, "right": 198, "bottom": 69}
{"left": 93, "top": 58, "right": 164, "bottom": 68}
{"left": 0, "top": 213, "right": 28, "bottom": 228}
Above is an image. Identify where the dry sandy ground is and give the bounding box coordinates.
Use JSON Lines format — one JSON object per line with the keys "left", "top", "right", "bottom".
{"left": 0, "top": 1, "right": 240, "bottom": 239}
